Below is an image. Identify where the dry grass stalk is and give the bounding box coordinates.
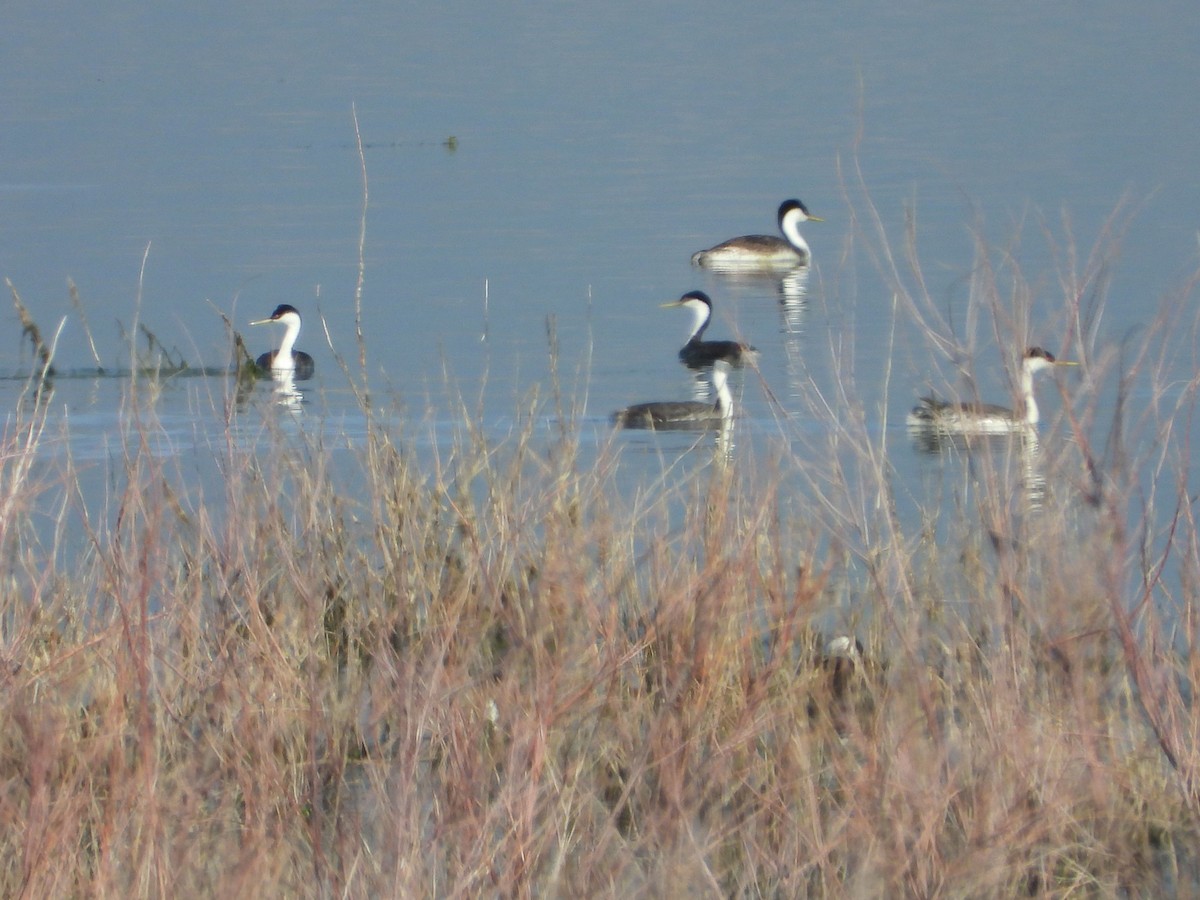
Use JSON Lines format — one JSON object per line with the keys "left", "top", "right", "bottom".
{"left": 1, "top": 197, "right": 1199, "bottom": 896}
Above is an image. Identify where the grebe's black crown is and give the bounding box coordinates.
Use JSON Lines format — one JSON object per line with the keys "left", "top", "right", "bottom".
{"left": 778, "top": 199, "right": 811, "bottom": 218}
{"left": 680, "top": 290, "right": 712, "bottom": 306}
{"left": 1025, "top": 347, "right": 1055, "bottom": 362}
{"left": 269, "top": 303, "right": 301, "bottom": 320}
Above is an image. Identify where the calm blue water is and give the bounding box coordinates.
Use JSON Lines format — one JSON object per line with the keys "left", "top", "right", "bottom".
{"left": 4, "top": 3, "right": 1200, "bottom": 563}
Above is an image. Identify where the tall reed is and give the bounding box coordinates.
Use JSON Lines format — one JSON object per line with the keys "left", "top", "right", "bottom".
{"left": 2, "top": 194, "right": 1200, "bottom": 896}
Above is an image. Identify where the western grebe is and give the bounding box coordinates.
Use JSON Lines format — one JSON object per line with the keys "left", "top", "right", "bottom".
{"left": 805, "top": 634, "right": 879, "bottom": 731}
{"left": 907, "top": 347, "right": 1077, "bottom": 433}
{"left": 250, "top": 304, "right": 315, "bottom": 381}
{"left": 613, "top": 360, "right": 733, "bottom": 430}
{"left": 661, "top": 290, "right": 758, "bottom": 368}
{"left": 691, "top": 199, "right": 823, "bottom": 269}
{"left": 823, "top": 635, "right": 865, "bottom": 700}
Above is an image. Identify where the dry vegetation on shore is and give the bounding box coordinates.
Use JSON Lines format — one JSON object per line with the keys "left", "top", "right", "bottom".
{"left": 4, "top": 209, "right": 1200, "bottom": 897}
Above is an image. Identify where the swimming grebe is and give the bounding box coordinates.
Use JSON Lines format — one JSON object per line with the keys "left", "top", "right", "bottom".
{"left": 907, "top": 347, "right": 1076, "bottom": 433}
{"left": 661, "top": 290, "right": 758, "bottom": 368}
{"left": 613, "top": 360, "right": 733, "bottom": 430}
{"left": 691, "top": 199, "right": 822, "bottom": 269}
{"left": 250, "top": 304, "right": 315, "bottom": 381}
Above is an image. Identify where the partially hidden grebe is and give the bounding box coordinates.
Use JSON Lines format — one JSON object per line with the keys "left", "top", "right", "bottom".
{"left": 907, "top": 347, "right": 1076, "bottom": 433}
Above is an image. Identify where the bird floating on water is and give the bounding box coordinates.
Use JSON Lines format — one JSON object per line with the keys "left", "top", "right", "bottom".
{"left": 661, "top": 290, "right": 758, "bottom": 369}
{"left": 907, "top": 347, "right": 1077, "bottom": 434}
{"left": 691, "top": 199, "right": 822, "bottom": 270}
{"left": 613, "top": 360, "right": 733, "bottom": 430}
{"left": 250, "top": 304, "right": 315, "bottom": 381}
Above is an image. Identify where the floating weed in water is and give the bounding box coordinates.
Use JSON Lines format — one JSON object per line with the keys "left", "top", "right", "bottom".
{"left": 210, "top": 301, "right": 272, "bottom": 386}
{"left": 7, "top": 278, "right": 55, "bottom": 379}
{"left": 136, "top": 323, "right": 187, "bottom": 372}
{"left": 67, "top": 278, "right": 104, "bottom": 373}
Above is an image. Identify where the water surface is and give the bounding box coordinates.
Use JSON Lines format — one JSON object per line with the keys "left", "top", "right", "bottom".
{"left": 3, "top": 2, "right": 1199, "bottom": 566}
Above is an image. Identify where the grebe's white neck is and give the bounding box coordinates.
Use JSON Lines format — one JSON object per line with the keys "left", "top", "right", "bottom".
{"left": 1018, "top": 362, "right": 1039, "bottom": 425}
{"left": 1017, "top": 351, "right": 1058, "bottom": 425}
{"left": 662, "top": 291, "right": 715, "bottom": 342}
{"left": 683, "top": 297, "right": 711, "bottom": 342}
{"left": 274, "top": 311, "right": 302, "bottom": 368}
{"left": 712, "top": 362, "right": 733, "bottom": 419}
{"left": 779, "top": 207, "right": 813, "bottom": 258}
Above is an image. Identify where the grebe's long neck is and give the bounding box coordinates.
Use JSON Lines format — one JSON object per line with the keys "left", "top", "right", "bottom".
{"left": 1018, "top": 362, "right": 1039, "bottom": 425}
{"left": 712, "top": 366, "right": 733, "bottom": 419}
{"left": 779, "top": 209, "right": 812, "bottom": 258}
{"left": 276, "top": 315, "right": 301, "bottom": 368}
{"left": 686, "top": 301, "right": 711, "bottom": 342}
